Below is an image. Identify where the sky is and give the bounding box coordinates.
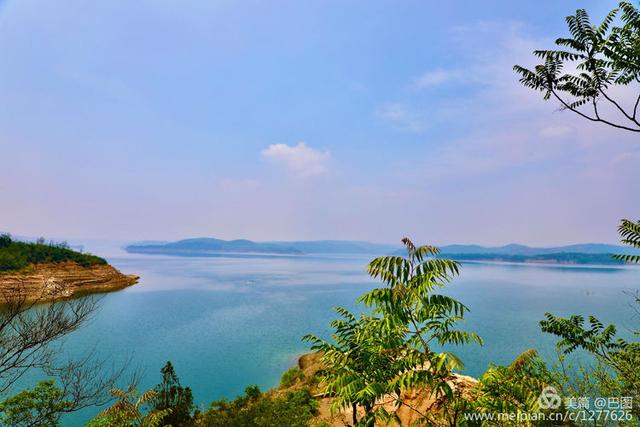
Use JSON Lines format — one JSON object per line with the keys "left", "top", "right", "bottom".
{"left": 0, "top": 0, "right": 638, "bottom": 246}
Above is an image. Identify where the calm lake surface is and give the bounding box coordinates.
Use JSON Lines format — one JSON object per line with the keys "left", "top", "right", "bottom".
{"left": 53, "top": 251, "right": 638, "bottom": 424}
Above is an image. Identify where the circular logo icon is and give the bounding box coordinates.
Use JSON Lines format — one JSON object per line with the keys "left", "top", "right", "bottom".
{"left": 538, "top": 386, "right": 562, "bottom": 410}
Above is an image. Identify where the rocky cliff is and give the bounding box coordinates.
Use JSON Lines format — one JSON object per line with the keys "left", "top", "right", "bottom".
{"left": 0, "top": 262, "right": 138, "bottom": 302}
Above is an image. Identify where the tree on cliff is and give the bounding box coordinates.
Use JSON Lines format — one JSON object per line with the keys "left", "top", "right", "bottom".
{"left": 149, "top": 361, "right": 194, "bottom": 426}
{"left": 514, "top": 1, "right": 640, "bottom": 133}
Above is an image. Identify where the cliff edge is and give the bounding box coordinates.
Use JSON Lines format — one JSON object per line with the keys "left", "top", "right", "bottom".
{"left": 0, "top": 262, "right": 139, "bottom": 303}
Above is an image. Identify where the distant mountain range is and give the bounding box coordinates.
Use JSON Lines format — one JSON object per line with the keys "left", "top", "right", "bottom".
{"left": 437, "top": 243, "right": 640, "bottom": 256}
{"left": 419, "top": 243, "right": 638, "bottom": 265}
{"left": 125, "top": 238, "right": 639, "bottom": 265}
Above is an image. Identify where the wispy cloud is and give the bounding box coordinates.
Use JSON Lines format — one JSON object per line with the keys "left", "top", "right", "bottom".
{"left": 413, "top": 69, "right": 462, "bottom": 89}
{"left": 539, "top": 125, "right": 573, "bottom": 138}
{"left": 261, "top": 142, "right": 330, "bottom": 177}
{"left": 376, "top": 103, "right": 428, "bottom": 132}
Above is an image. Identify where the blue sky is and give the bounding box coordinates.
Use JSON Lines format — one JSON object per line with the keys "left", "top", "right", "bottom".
{"left": 1, "top": 0, "right": 638, "bottom": 245}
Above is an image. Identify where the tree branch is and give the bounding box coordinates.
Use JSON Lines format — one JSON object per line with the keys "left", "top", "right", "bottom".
{"left": 598, "top": 88, "right": 640, "bottom": 127}
{"left": 552, "top": 90, "right": 640, "bottom": 132}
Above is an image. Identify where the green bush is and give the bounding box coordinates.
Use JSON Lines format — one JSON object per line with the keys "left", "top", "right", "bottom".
{"left": 196, "top": 387, "right": 317, "bottom": 427}
{"left": 280, "top": 367, "right": 305, "bottom": 387}
{"left": 0, "top": 380, "right": 69, "bottom": 427}
{"left": 0, "top": 234, "right": 11, "bottom": 249}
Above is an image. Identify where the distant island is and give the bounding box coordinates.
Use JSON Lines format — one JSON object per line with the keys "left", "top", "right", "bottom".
{"left": 125, "top": 238, "right": 638, "bottom": 265}
{"left": 0, "top": 234, "right": 138, "bottom": 302}
{"left": 432, "top": 243, "right": 638, "bottom": 265}
{"left": 124, "top": 238, "right": 399, "bottom": 256}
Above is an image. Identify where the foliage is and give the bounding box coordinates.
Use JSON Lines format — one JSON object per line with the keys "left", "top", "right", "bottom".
{"left": 0, "top": 234, "right": 106, "bottom": 272}
{"left": 538, "top": 218, "right": 640, "bottom": 421}
{"left": 86, "top": 386, "right": 170, "bottom": 427}
{"left": 280, "top": 367, "right": 305, "bottom": 387}
{"left": 614, "top": 219, "right": 640, "bottom": 263}
{"left": 540, "top": 311, "right": 640, "bottom": 420}
{"left": 195, "top": 386, "right": 317, "bottom": 427}
{"left": 149, "top": 361, "right": 194, "bottom": 426}
{"left": 304, "top": 308, "right": 408, "bottom": 425}
{"left": 0, "top": 234, "right": 12, "bottom": 249}
{"left": 363, "top": 238, "right": 482, "bottom": 394}
{"left": 514, "top": 2, "right": 640, "bottom": 132}
{"left": 552, "top": 351, "right": 636, "bottom": 427}
{"left": 0, "top": 380, "right": 71, "bottom": 427}
{"left": 469, "top": 350, "right": 560, "bottom": 426}
{"left": 306, "top": 238, "right": 481, "bottom": 425}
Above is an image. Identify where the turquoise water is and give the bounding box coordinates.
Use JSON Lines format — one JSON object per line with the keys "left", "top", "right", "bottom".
{"left": 42, "top": 253, "right": 638, "bottom": 425}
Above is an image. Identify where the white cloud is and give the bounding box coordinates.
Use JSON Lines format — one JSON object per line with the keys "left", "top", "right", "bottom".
{"left": 261, "top": 142, "right": 330, "bottom": 177}
{"left": 376, "top": 103, "right": 428, "bottom": 132}
{"left": 539, "top": 125, "right": 573, "bottom": 138}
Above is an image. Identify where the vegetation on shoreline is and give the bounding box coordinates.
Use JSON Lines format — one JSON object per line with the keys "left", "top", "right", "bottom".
{"left": 0, "top": 234, "right": 106, "bottom": 272}
{"left": 86, "top": 363, "right": 319, "bottom": 427}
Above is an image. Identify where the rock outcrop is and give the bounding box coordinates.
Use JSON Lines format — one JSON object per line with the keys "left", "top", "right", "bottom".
{"left": 0, "top": 262, "right": 138, "bottom": 303}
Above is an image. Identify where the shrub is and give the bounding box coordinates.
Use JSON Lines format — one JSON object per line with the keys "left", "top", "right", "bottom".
{"left": 280, "top": 367, "right": 305, "bottom": 387}
{"left": 0, "top": 234, "right": 11, "bottom": 249}
{"left": 148, "top": 361, "right": 194, "bottom": 426}
{"left": 196, "top": 387, "right": 317, "bottom": 427}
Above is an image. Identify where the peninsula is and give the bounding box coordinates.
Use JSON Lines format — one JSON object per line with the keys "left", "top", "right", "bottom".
{"left": 0, "top": 234, "right": 138, "bottom": 302}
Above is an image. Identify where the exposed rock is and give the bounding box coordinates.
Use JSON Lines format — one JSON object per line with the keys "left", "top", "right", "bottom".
{"left": 0, "top": 262, "right": 138, "bottom": 303}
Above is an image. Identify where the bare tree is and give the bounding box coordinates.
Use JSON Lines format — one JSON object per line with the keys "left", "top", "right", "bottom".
{"left": 0, "top": 278, "right": 134, "bottom": 423}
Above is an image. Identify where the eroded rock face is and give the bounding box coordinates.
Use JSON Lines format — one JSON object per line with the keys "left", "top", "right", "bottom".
{"left": 0, "top": 262, "right": 138, "bottom": 302}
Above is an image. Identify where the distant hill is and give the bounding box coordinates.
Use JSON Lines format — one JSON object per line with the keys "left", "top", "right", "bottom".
{"left": 267, "top": 240, "right": 399, "bottom": 254}
{"left": 126, "top": 238, "right": 303, "bottom": 256}
{"left": 435, "top": 243, "right": 640, "bottom": 265}
{"left": 439, "top": 243, "right": 640, "bottom": 256}
{"left": 125, "top": 238, "right": 399, "bottom": 256}
{"left": 125, "top": 238, "right": 639, "bottom": 265}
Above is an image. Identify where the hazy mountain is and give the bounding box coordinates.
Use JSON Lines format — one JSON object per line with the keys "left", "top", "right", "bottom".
{"left": 439, "top": 243, "right": 640, "bottom": 256}
{"left": 266, "top": 240, "right": 399, "bottom": 254}
{"left": 126, "top": 239, "right": 638, "bottom": 262}
{"left": 125, "top": 238, "right": 400, "bottom": 256}
{"left": 126, "top": 238, "right": 303, "bottom": 255}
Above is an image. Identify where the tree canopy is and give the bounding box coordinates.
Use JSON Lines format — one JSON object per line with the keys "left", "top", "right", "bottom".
{"left": 514, "top": 2, "right": 640, "bottom": 132}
